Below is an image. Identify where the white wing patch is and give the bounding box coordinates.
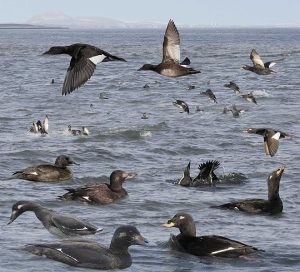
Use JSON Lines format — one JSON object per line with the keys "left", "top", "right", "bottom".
{"left": 30, "top": 171, "right": 38, "bottom": 176}
{"left": 272, "top": 132, "right": 281, "bottom": 140}
{"left": 268, "top": 62, "right": 276, "bottom": 68}
{"left": 89, "top": 54, "right": 106, "bottom": 65}
{"left": 82, "top": 196, "right": 91, "bottom": 201}
{"left": 56, "top": 248, "right": 79, "bottom": 263}
{"left": 211, "top": 247, "right": 236, "bottom": 255}
{"left": 17, "top": 205, "right": 24, "bottom": 210}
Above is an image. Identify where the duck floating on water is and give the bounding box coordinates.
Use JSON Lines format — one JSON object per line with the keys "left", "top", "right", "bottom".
{"left": 162, "top": 212, "right": 259, "bottom": 257}
{"left": 8, "top": 200, "right": 102, "bottom": 237}
{"left": 24, "top": 225, "right": 147, "bottom": 269}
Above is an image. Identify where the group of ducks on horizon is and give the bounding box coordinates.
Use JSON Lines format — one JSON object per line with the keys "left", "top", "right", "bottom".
{"left": 9, "top": 19, "right": 291, "bottom": 270}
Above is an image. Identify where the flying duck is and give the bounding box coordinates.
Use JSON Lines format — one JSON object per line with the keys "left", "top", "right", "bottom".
{"left": 173, "top": 99, "right": 190, "bottom": 114}
{"left": 224, "top": 81, "right": 240, "bottom": 94}
{"left": 59, "top": 170, "right": 136, "bottom": 204}
{"left": 215, "top": 165, "right": 285, "bottom": 215}
{"left": 241, "top": 92, "right": 257, "bottom": 104}
{"left": 138, "top": 20, "right": 200, "bottom": 77}
{"left": 242, "top": 49, "right": 276, "bottom": 75}
{"left": 162, "top": 212, "right": 258, "bottom": 257}
{"left": 243, "top": 128, "right": 290, "bottom": 157}
{"left": 24, "top": 225, "right": 147, "bottom": 269}
{"left": 201, "top": 89, "right": 217, "bottom": 103}
{"left": 12, "top": 155, "right": 78, "bottom": 182}
{"left": 43, "top": 43, "right": 126, "bottom": 95}
{"left": 8, "top": 201, "right": 102, "bottom": 237}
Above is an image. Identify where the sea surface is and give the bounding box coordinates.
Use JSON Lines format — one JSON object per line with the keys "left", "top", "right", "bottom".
{"left": 0, "top": 27, "right": 299, "bottom": 272}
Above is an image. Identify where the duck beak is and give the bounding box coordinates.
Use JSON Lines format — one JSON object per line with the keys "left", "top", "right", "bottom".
{"left": 124, "top": 172, "right": 137, "bottom": 180}
{"left": 7, "top": 210, "right": 18, "bottom": 225}
{"left": 134, "top": 234, "right": 149, "bottom": 246}
{"left": 276, "top": 165, "right": 285, "bottom": 176}
{"left": 161, "top": 221, "right": 175, "bottom": 228}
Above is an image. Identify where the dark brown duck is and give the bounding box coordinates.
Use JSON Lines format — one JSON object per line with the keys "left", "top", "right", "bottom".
{"left": 59, "top": 170, "right": 136, "bottom": 204}
{"left": 138, "top": 20, "right": 200, "bottom": 77}
{"left": 12, "top": 155, "right": 78, "bottom": 182}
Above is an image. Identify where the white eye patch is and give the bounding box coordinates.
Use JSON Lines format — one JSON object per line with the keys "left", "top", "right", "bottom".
{"left": 179, "top": 216, "right": 185, "bottom": 220}
{"left": 17, "top": 204, "right": 24, "bottom": 210}
{"left": 118, "top": 232, "right": 127, "bottom": 238}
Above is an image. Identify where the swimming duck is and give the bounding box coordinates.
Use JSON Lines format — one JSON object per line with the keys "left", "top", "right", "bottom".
{"left": 162, "top": 212, "right": 258, "bottom": 257}
{"left": 227, "top": 105, "right": 244, "bottom": 118}
{"left": 68, "top": 125, "right": 89, "bottom": 136}
{"left": 242, "top": 49, "right": 276, "bottom": 75}
{"left": 177, "top": 161, "right": 220, "bottom": 187}
{"left": 141, "top": 112, "right": 150, "bottom": 119}
{"left": 138, "top": 20, "right": 200, "bottom": 77}
{"left": 224, "top": 81, "right": 240, "bottom": 94}
{"left": 241, "top": 93, "right": 257, "bottom": 104}
{"left": 243, "top": 128, "right": 290, "bottom": 157}
{"left": 12, "top": 155, "right": 78, "bottom": 182}
{"left": 8, "top": 201, "right": 102, "bottom": 237}
{"left": 59, "top": 170, "right": 136, "bottom": 204}
{"left": 173, "top": 99, "right": 190, "bottom": 114}
{"left": 192, "top": 160, "right": 220, "bottom": 186}
{"left": 201, "top": 89, "right": 217, "bottom": 103}
{"left": 43, "top": 43, "right": 126, "bottom": 95}
{"left": 178, "top": 161, "right": 192, "bottom": 186}
{"left": 29, "top": 115, "right": 48, "bottom": 135}
{"left": 215, "top": 165, "right": 285, "bottom": 215}
{"left": 25, "top": 225, "right": 147, "bottom": 269}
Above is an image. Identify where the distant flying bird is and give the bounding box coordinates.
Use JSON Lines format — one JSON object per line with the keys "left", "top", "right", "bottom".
{"left": 241, "top": 92, "right": 257, "bottom": 104}
{"left": 242, "top": 49, "right": 276, "bottom": 75}
{"left": 243, "top": 128, "right": 290, "bottom": 157}
{"left": 201, "top": 89, "right": 217, "bottom": 103}
{"left": 224, "top": 81, "right": 240, "bottom": 94}
{"left": 43, "top": 43, "right": 126, "bottom": 95}
{"left": 173, "top": 99, "right": 190, "bottom": 114}
{"left": 138, "top": 20, "right": 200, "bottom": 77}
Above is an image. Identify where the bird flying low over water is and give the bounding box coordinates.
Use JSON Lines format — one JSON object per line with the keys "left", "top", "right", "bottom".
{"left": 242, "top": 49, "right": 276, "bottom": 75}
{"left": 43, "top": 43, "right": 126, "bottom": 95}
{"left": 201, "top": 89, "right": 217, "bottom": 103}
{"left": 138, "top": 20, "right": 200, "bottom": 77}
{"left": 224, "top": 81, "right": 240, "bottom": 94}
{"left": 241, "top": 92, "right": 257, "bottom": 104}
{"left": 243, "top": 128, "right": 290, "bottom": 157}
{"left": 173, "top": 99, "right": 190, "bottom": 114}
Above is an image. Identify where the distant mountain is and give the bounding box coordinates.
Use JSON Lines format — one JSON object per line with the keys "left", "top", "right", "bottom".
{"left": 26, "top": 12, "right": 165, "bottom": 29}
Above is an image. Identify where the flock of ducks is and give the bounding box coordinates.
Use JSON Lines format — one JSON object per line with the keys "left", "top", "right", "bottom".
{"left": 9, "top": 19, "right": 292, "bottom": 270}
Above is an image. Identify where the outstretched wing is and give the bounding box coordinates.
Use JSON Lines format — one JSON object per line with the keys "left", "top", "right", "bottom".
{"left": 250, "top": 49, "right": 265, "bottom": 69}
{"left": 163, "top": 20, "right": 180, "bottom": 63}
{"left": 62, "top": 56, "right": 96, "bottom": 95}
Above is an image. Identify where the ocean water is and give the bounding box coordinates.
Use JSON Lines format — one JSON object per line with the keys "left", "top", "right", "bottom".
{"left": 0, "top": 27, "right": 299, "bottom": 271}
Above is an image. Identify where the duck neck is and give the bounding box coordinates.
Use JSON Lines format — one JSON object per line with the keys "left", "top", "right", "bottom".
{"left": 110, "top": 180, "right": 124, "bottom": 192}
{"left": 109, "top": 240, "right": 130, "bottom": 254}
{"left": 268, "top": 176, "right": 281, "bottom": 201}
{"left": 180, "top": 222, "right": 196, "bottom": 237}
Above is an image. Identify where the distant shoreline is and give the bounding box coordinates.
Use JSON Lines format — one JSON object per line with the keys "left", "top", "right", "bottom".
{"left": 0, "top": 24, "right": 67, "bottom": 29}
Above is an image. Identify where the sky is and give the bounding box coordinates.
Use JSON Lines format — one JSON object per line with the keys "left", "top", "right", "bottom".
{"left": 1, "top": 0, "right": 300, "bottom": 26}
